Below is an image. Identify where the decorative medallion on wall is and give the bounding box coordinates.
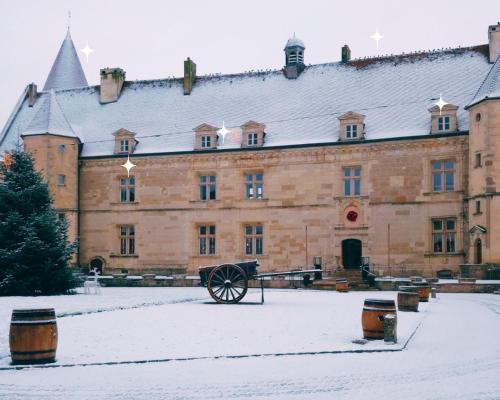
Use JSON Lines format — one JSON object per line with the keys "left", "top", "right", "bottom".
{"left": 346, "top": 210, "right": 358, "bottom": 222}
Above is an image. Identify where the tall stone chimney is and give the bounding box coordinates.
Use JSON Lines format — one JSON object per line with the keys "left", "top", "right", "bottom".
{"left": 183, "top": 58, "right": 197, "bottom": 95}
{"left": 100, "top": 68, "right": 126, "bottom": 104}
{"left": 489, "top": 22, "right": 500, "bottom": 63}
{"left": 28, "top": 83, "right": 37, "bottom": 107}
{"left": 341, "top": 45, "right": 351, "bottom": 63}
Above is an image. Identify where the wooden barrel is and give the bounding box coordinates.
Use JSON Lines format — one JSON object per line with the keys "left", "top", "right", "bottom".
{"left": 399, "top": 286, "right": 418, "bottom": 293}
{"left": 362, "top": 299, "right": 397, "bottom": 339}
{"left": 336, "top": 278, "right": 348, "bottom": 293}
{"left": 9, "top": 309, "right": 58, "bottom": 364}
{"left": 411, "top": 282, "right": 430, "bottom": 302}
{"left": 397, "top": 291, "right": 419, "bottom": 312}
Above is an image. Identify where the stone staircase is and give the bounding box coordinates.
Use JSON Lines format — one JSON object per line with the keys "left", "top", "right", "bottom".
{"left": 312, "top": 269, "right": 378, "bottom": 291}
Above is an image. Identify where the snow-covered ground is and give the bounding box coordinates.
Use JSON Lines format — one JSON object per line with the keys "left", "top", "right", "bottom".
{"left": 0, "top": 289, "right": 499, "bottom": 399}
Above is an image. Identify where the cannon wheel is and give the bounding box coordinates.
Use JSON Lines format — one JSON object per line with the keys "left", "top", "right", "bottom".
{"left": 207, "top": 264, "right": 248, "bottom": 304}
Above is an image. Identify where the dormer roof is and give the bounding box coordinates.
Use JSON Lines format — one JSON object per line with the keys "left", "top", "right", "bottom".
{"left": 338, "top": 111, "right": 365, "bottom": 120}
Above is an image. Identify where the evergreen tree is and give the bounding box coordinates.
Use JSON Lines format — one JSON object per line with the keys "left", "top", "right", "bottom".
{"left": 0, "top": 152, "right": 77, "bottom": 295}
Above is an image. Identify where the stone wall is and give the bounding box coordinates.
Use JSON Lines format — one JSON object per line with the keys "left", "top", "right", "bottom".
{"left": 78, "top": 134, "right": 468, "bottom": 275}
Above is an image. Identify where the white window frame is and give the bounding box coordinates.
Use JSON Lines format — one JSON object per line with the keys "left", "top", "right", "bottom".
{"left": 201, "top": 135, "right": 212, "bottom": 149}
{"left": 438, "top": 116, "right": 450, "bottom": 132}
{"left": 57, "top": 174, "right": 66, "bottom": 186}
{"left": 120, "top": 139, "right": 130, "bottom": 153}
{"left": 346, "top": 124, "right": 358, "bottom": 139}
{"left": 248, "top": 133, "right": 258, "bottom": 146}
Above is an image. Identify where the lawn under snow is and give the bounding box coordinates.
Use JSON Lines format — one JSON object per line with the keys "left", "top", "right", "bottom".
{"left": 1, "top": 290, "right": 500, "bottom": 399}
{"left": 0, "top": 288, "right": 426, "bottom": 366}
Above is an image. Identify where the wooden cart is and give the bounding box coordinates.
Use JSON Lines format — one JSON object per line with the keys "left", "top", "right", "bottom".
{"left": 199, "top": 260, "right": 320, "bottom": 304}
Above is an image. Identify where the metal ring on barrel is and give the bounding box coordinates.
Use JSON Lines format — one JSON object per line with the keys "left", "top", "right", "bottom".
{"left": 207, "top": 264, "right": 248, "bottom": 304}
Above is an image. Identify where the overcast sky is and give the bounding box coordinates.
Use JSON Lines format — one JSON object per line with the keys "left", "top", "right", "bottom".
{"left": 0, "top": 0, "right": 498, "bottom": 127}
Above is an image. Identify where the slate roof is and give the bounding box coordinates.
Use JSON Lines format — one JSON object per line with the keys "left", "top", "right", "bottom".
{"left": 22, "top": 90, "right": 77, "bottom": 138}
{"left": 0, "top": 45, "right": 495, "bottom": 158}
{"left": 467, "top": 55, "right": 500, "bottom": 107}
{"left": 43, "top": 30, "right": 88, "bottom": 91}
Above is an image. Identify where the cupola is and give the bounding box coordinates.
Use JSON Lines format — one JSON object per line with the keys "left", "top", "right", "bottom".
{"left": 284, "top": 34, "right": 305, "bottom": 79}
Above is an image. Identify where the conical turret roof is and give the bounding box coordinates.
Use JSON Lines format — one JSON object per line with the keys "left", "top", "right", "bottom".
{"left": 23, "top": 90, "right": 77, "bottom": 138}
{"left": 43, "top": 30, "right": 88, "bottom": 91}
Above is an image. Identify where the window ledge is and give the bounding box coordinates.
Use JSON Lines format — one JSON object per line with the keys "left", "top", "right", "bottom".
{"left": 244, "top": 198, "right": 269, "bottom": 202}
{"left": 189, "top": 200, "right": 220, "bottom": 204}
{"left": 110, "top": 202, "right": 140, "bottom": 205}
{"left": 422, "top": 190, "right": 464, "bottom": 196}
{"left": 424, "top": 252, "right": 465, "bottom": 257}
{"left": 110, "top": 254, "right": 139, "bottom": 258}
{"left": 192, "top": 255, "right": 218, "bottom": 258}
{"left": 473, "top": 212, "right": 483, "bottom": 216}
{"left": 333, "top": 195, "right": 368, "bottom": 200}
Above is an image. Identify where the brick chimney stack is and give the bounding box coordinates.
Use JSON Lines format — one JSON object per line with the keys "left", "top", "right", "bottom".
{"left": 341, "top": 45, "right": 351, "bottom": 63}
{"left": 28, "top": 83, "right": 37, "bottom": 107}
{"left": 183, "top": 58, "right": 197, "bottom": 95}
{"left": 100, "top": 68, "right": 126, "bottom": 104}
{"left": 489, "top": 22, "right": 500, "bottom": 63}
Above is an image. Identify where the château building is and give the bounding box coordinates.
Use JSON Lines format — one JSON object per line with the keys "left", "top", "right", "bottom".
{"left": 1, "top": 24, "right": 500, "bottom": 277}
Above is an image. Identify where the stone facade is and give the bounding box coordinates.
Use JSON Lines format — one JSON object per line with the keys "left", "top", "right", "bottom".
{"left": 72, "top": 133, "right": 472, "bottom": 276}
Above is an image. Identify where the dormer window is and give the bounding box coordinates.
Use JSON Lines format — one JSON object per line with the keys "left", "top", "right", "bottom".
{"left": 248, "top": 133, "right": 258, "bottom": 146}
{"left": 338, "top": 112, "right": 366, "bottom": 141}
{"left": 241, "top": 121, "right": 266, "bottom": 148}
{"left": 428, "top": 104, "right": 458, "bottom": 134}
{"left": 438, "top": 116, "right": 450, "bottom": 132}
{"left": 346, "top": 124, "right": 358, "bottom": 139}
{"left": 201, "top": 135, "right": 212, "bottom": 148}
{"left": 113, "top": 128, "right": 137, "bottom": 154}
{"left": 193, "top": 123, "right": 218, "bottom": 150}
{"left": 120, "top": 139, "right": 130, "bottom": 153}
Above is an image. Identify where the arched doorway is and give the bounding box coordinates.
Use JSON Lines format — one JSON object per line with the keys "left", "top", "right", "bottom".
{"left": 474, "top": 239, "right": 482, "bottom": 265}
{"left": 342, "top": 239, "right": 362, "bottom": 268}
{"left": 89, "top": 258, "right": 104, "bottom": 274}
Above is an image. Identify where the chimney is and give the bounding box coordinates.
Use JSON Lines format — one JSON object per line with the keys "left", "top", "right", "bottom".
{"left": 341, "top": 45, "right": 351, "bottom": 63}
{"left": 100, "top": 68, "right": 126, "bottom": 104}
{"left": 28, "top": 83, "right": 37, "bottom": 107}
{"left": 183, "top": 57, "right": 197, "bottom": 95}
{"left": 489, "top": 22, "right": 500, "bottom": 63}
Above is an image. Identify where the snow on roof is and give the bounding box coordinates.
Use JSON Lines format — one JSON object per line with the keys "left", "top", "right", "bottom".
{"left": 285, "top": 35, "right": 305, "bottom": 49}
{"left": 43, "top": 30, "right": 88, "bottom": 92}
{"left": 22, "top": 90, "right": 77, "bottom": 139}
{"left": 0, "top": 46, "right": 494, "bottom": 158}
{"left": 467, "top": 55, "right": 500, "bottom": 107}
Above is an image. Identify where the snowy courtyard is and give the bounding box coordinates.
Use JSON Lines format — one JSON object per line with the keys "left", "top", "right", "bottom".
{"left": 0, "top": 288, "right": 499, "bottom": 399}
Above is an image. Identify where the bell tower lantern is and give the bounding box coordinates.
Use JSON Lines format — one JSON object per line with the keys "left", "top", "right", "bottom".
{"left": 284, "top": 34, "right": 305, "bottom": 79}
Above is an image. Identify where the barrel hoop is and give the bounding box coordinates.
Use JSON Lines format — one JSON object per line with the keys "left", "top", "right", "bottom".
{"left": 12, "top": 312, "right": 55, "bottom": 319}
{"left": 11, "top": 349, "right": 56, "bottom": 355}
{"left": 363, "top": 307, "right": 396, "bottom": 312}
{"left": 11, "top": 320, "right": 57, "bottom": 325}
{"left": 364, "top": 300, "right": 395, "bottom": 306}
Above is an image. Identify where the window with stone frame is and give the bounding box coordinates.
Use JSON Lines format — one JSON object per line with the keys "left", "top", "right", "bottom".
{"left": 343, "top": 167, "right": 361, "bottom": 196}
{"left": 119, "top": 176, "right": 135, "bottom": 203}
{"left": 475, "top": 200, "right": 482, "bottom": 214}
{"left": 432, "top": 218, "right": 456, "bottom": 254}
{"left": 475, "top": 153, "right": 482, "bottom": 168}
{"left": 199, "top": 175, "right": 216, "bottom": 201}
{"left": 201, "top": 135, "right": 212, "bottom": 149}
{"left": 247, "top": 133, "right": 259, "bottom": 146}
{"left": 438, "top": 116, "right": 450, "bottom": 132}
{"left": 245, "top": 224, "right": 263, "bottom": 255}
{"left": 245, "top": 172, "right": 264, "bottom": 199}
{"left": 346, "top": 124, "right": 358, "bottom": 139}
{"left": 432, "top": 160, "right": 455, "bottom": 192}
{"left": 119, "top": 225, "right": 135, "bottom": 255}
{"left": 199, "top": 225, "right": 216, "bottom": 255}
{"left": 120, "top": 139, "right": 130, "bottom": 153}
{"left": 57, "top": 174, "right": 66, "bottom": 186}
